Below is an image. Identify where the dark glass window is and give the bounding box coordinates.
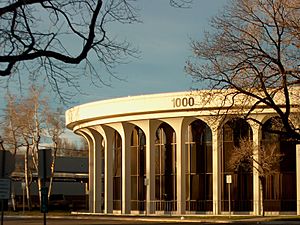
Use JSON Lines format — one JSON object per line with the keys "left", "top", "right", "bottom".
{"left": 185, "top": 120, "right": 213, "bottom": 211}
{"left": 155, "top": 123, "right": 177, "bottom": 211}
{"left": 113, "top": 131, "right": 122, "bottom": 210}
{"left": 221, "top": 118, "right": 253, "bottom": 212}
{"left": 262, "top": 117, "right": 296, "bottom": 211}
{"left": 130, "top": 127, "right": 146, "bottom": 211}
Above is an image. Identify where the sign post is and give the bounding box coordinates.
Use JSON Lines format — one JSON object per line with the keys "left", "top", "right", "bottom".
{"left": 0, "top": 149, "right": 14, "bottom": 225}
{"left": 40, "top": 187, "right": 48, "bottom": 213}
{"left": 0, "top": 179, "right": 10, "bottom": 225}
{"left": 226, "top": 175, "right": 232, "bottom": 217}
{"left": 38, "top": 149, "right": 52, "bottom": 225}
{"left": 38, "top": 149, "right": 52, "bottom": 180}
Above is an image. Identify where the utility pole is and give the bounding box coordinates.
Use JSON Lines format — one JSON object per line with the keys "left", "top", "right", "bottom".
{"left": 226, "top": 175, "right": 232, "bottom": 217}
{"left": 0, "top": 140, "right": 14, "bottom": 225}
{"left": 0, "top": 146, "right": 5, "bottom": 225}
{"left": 38, "top": 149, "right": 52, "bottom": 225}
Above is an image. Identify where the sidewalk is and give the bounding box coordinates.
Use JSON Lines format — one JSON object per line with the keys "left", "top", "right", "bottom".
{"left": 70, "top": 212, "right": 300, "bottom": 224}
{"left": 4, "top": 211, "right": 300, "bottom": 224}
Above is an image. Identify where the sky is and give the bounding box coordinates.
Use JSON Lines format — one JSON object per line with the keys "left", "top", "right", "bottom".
{"left": 0, "top": 1, "right": 228, "bottom": 105}
{"left": 0, "top": 0, "right": 228, "bottom": 144}
{"left": 73, "top": 0, "right": 228, "bottom": 105}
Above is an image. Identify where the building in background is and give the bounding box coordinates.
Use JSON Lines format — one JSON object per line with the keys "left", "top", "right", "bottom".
{"left": 66, "top": 90, "right": 300, "bottom": 215}
{"left": 11, "top": 155, "right": 88, "bottom": 211}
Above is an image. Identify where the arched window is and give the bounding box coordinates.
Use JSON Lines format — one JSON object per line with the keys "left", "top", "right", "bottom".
{"left": 130, "top": 126, "right": 146, "bottom": 211}
{"left": 185, "top": 120, "right": 213, "bottom": 211}
{"left": 262, "top": 117, "right": 296, "bottom": 211}
{"left": 155, "top": 122, "right": 177, "bottom": 212}
{"left": 221, "top": 118, "right": 253, "bottom": 212}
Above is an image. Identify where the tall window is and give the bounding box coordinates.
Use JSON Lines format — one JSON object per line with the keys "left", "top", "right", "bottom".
{"left": 221, "top": 118, "right": 253, "bottom": 212}
{"left": 131, "top": 127, "right": 146, "bottom": 211}
{"left": 113, "top": 131, "right": 122, "bottom": 210}
{"left": 262, "top": 117, "right": 296, "bottom": 211}
{"left": 185, "top": 120, "right": 213, "bottom": 211}
{"left": 155, "top": 123, "right": 177, "bottom": 211}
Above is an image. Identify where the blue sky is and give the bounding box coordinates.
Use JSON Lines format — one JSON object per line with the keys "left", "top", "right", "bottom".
{"left": 0, "top": 1, "right": 228, "bottom": 106}
{"left": 74, "top": 0, "right": 228, "bottom": 105}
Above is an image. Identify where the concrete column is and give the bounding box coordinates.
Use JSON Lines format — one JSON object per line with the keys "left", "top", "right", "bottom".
{"left": 212, "top": 127, "right": 221, "bottom": 215}
{"left": 251, "top": 125, "right": 261, "bottom": 215}
{"left": 90, "top": 129, "right": 103, "bottom": 213}
{"left": 108, "top": 123, "right": 133, "bottom": 214}
{"left": 80, "top": 129, "right": 103, "bottom": 213}
{"left": 174, "top": 119, "right": 186, "bottom": 215}
{"left": 77, "top": 129, "right": 94, "bottom": 213}
{"left": 101, "top": 125, "right": 114, "bottom": 214}
{"left": 297, "top": 144, "right": 300, "bottom": 215}
{"left": 121, "top": 126, "right": 132, "bottom": 214}
{"left": 145, "top": 121, "right": 157, "bottom": 214}
{"left": 134, "top": 120, "right": 159, "bottom": 214}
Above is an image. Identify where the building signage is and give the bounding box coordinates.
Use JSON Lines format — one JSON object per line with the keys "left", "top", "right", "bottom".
{"left": 226, "top": 175, "right": 232, "bottom": 184}
{"left": 0, "top": 151, "right": 15, "bottom": 178}
{"left": 172, "top": 97, "right": 195, "bottom": 108}
{"left": 0, "top": 178, "right": 11, "bottom": 200}
{"left": 38, "top": 149, "right": 52, "bottom": 179}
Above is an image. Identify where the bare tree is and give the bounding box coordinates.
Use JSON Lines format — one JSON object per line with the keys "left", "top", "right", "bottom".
{"left": 45, "top": 107, "right": 64, "bottom": 198}
{"left": 2, "top": 94, "right": 34, "bottom": 209}
{"left": 186, "top": 0, "right": 300, "bottom": 141}
{"left": 1, "top": 85, "right": 67, "bottom": 210}
{"left": 57, "top": 138, "right": 81, "bottom": 153}
{"left": 2, "top": 95, "right": 23, "bottom": 156}
{"left": 0, "top": 0, "right": 140, "bottom": 101}
{"left": 12, "top": 95, "right": 36, "bottom": 210}
{"left": 228, "top": 137, "right": 283, "bottom": 215}
{"left": 169, "top": 0, "right": 192, "bottom": 8}
{"left": 20, "top": 86, "right": 50, "bottom": 207}
{"left": 0, "top": 1, "right": 196, "bottom": 101}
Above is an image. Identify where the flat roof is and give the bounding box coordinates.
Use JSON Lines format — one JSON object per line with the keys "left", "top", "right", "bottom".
{"left": 66, "top": 89, "right": 300, "bottom": 131}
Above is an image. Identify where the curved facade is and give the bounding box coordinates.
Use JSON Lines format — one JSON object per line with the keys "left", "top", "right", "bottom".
{"left": 66, "top": 90, "right": 300, "bottom": 215}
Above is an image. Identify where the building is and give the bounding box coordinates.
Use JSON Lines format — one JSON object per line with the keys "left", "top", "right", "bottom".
{"left": 11, "top": 156, "right": 88, "bottom": 210}
{"left": 65, "top": 89, "right": 300, "bottom": 215}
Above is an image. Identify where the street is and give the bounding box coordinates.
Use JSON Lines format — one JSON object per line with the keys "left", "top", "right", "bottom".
{"left": 3, "top": 218, "right": 157, "bottom": 225}
{"left": 3, "top": 216, "right": 300, "bottom": 225}
{"left": 1, "top": 217, "right": 194, "bottom": 225}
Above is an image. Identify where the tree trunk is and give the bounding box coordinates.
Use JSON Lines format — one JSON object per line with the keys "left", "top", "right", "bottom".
{"left": 48, "top": 147, "right": 57, "bottom": 199}
{"left": 31, "top": 146, "right": 42, "bottom": 205}
{"left": 24, "top": 148, "right": 31, "bottom": 210}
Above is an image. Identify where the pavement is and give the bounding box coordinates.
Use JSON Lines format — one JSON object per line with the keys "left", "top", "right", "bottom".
{"left": 70, "top": 212, "right": 300, "bottom": 224}
{"left": 4, "top": 212, "right": 300, "bottom": 224}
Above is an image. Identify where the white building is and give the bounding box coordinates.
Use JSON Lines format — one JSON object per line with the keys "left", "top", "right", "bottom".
{"left": 66, "top": 90, "right": 300, "bottom": 215}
